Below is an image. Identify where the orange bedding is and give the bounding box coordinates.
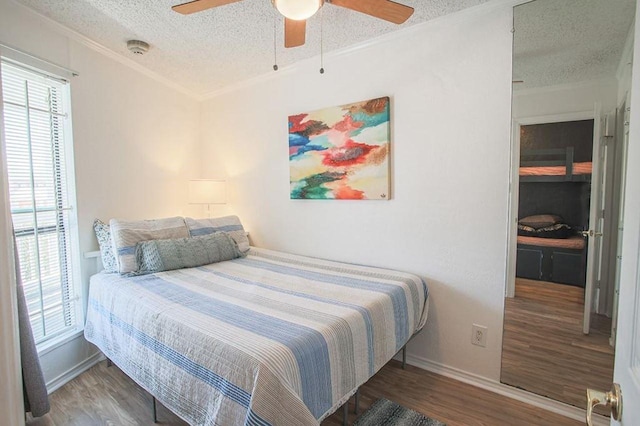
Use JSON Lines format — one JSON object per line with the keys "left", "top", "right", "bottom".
{"left": 519, "top": 161, "right": 592, "bottom": 176}
{"left": 517, "top": 235, "right": 585, "bottom": 250}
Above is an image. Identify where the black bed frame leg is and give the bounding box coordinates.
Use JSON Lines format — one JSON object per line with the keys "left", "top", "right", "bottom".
{"left": 342, "top": 401, "right": 348, "bottom": 426}
{"left": 354, "top": 388, "right": 360, "bottom": 415}
{"left": 106, "top": 358, "right": 112, "bottom": 367}
{"left": 152, "top": 396, "right": 158, "bottom": 423}
{"left": 402, "top": 345, "right": 407, "bottom": 369}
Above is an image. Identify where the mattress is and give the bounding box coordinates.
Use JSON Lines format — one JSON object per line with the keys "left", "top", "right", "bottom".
{"left": 517, "top": 235, "right": 585, "bottom": 250}
{"left": 519, "top": 161, "right": 592, "bottom": 177}
{"left": 84, "top": 247, "right": 429, "bottom": 426}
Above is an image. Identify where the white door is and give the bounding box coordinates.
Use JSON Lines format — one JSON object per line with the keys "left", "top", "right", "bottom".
{"left": 609, "top": 7, "right": 640, "bottom": 422}
{"left": 583, "top": 105, "right": 606, "bottom": 334}
{"left": 610, "top": 107, "right": 640, "bottom": 423}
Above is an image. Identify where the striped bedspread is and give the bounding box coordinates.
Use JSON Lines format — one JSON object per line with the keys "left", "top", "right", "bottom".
{"left": 84, "top": 247, "right": 429, "bottom": 426}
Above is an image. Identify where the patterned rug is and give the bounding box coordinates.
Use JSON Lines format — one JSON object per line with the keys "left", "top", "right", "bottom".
{"left": 353, "top": 398, "right": 446, "bottom": 426}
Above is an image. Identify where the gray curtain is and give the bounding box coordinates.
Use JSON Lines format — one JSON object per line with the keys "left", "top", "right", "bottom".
{"left": 13, "top": 236, "right": 50, "bottom": 417}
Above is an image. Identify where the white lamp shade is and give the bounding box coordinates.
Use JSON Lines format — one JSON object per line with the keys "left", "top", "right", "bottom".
{"left": 188, "top": 180, "right": 226, "bottom": 204}
{"left": 275, "top": 0, "right": 322, "bottom": 20}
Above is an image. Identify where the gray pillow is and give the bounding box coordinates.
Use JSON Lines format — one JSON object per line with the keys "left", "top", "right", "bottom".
{"left": 185, "top": 216, "right": 250, "bottom": 253}
{"left": 93, "top": 219, "right": 117, "bottom": 273}
{"left": 110, "top": 216, "right": 190, "bottom": 274}
{"left": 135, "top": 232, "right": 245, "bottom": 274}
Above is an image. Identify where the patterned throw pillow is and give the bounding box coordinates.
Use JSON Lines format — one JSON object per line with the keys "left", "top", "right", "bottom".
{"left": 185, "top": 216, "right": 250, "bottom": 253}
{"left": 135, "top": 232, "right": 245, "bottom": 275}
{"left": 93, "top": 219, "right": 118, "bottom": 273}
{"left": 110, "top": 217, "right": 190, "bottom": 274}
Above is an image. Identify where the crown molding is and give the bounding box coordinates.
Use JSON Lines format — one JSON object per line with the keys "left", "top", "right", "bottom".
{"left": 8, "top": 0, "right": 200, "bottom": 100}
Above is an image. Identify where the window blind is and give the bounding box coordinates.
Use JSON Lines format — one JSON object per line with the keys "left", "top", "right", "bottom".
{"left": 1, "top": 61, "right": 79, "bottom": 345}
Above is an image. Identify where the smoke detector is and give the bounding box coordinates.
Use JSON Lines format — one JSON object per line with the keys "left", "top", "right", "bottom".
{"left": 127, "top": 40, "right": 150, "bottom": 55}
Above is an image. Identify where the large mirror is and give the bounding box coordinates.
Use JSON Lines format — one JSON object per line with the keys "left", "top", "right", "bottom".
{"left": 501, "top": 0, "right": 636, "bottom": 412}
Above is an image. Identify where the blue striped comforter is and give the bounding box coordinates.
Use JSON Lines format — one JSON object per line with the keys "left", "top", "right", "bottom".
{"left": 84, "top": 247, "right": 429, "bottom": 425}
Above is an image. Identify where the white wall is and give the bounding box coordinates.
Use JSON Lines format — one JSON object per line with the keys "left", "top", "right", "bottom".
{"left": 0, "top": 0, "right": 202, "bottom": 389}
{"left": 200, "top": 6, "right": 514, "bottom": 380}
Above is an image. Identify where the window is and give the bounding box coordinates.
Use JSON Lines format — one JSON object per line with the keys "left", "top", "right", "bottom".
{"left": 1, "top": 60, "right": 81, "bottom": 346}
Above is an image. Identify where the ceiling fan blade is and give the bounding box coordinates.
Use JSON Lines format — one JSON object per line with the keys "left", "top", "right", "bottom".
{"left": 330, "top": 0, "right": 414, "bottom": 24}
{"left": 172, "top": 0, "right": 242, "bottom": 15}
{"left": 285, "top": 18, "right": 306, "bottom": 48}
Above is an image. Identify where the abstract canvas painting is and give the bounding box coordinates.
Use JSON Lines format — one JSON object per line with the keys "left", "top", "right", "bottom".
{"left": 289, "top": 96, "right": 390, "bottom": 200}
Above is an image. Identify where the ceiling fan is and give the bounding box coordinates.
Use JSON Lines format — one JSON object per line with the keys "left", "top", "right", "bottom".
{"left": 172, "top": 0, "right": 414, "bottom": 48}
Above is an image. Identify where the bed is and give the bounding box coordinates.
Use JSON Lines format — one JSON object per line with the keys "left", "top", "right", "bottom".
{"left": 84, "top": 246, "right": 429, "bottom": 426}
{"left": 516, "top": 235, "right": 586, "bottom": 287}
{"left": 519, "top": 147, "right": 592, "bottom": 182}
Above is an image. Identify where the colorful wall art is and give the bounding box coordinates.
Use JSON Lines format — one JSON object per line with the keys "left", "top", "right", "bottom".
{"left": 289, "top": 96, "right": 391, "bottom": 200}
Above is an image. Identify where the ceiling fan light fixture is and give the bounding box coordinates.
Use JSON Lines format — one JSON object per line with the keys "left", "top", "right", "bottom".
{"left": 275, "top": 0, "right": 322, "bottom": 20}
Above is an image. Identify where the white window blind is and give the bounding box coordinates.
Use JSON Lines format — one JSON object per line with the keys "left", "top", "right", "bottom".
{"left": 1, "top": 61, "right": 80, "bottom": 345}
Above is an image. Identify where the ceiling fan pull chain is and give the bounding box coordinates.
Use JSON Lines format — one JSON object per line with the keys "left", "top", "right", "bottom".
{"left": 273, "top": 13, "right": 279, "bottom": 71}
{"left": 319, "top": 5, "right": 325, "bottom": 74}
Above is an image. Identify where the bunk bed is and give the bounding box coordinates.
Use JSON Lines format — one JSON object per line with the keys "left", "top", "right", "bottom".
{"left": 516, "top": 234, "right": 587, "bottom": 287}
{"left": 516, "top": 147, "right": 591, "bottom": 287}
{"left": 519, "top": 147, "right": 592, "bottom": 182}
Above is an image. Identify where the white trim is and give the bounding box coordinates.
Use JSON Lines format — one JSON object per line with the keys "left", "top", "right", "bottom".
{"left": 36, "top": 329, "right": 84, "bottom": 357}
{"left": 405, "top": 354, "right": 609, "bottom": 425}
{"left": 84, "top": 250, "right": 100, "bottom": 259}
{"left": 505, "top": 116, "right": 520, "bottom": 299}
{"left": 0, "top": 42, "right": 79, "bottom": 78}
{"left": 46, "top": 351, "right": 105, "bottom": 394}
{"left": 6, "top": 0, "right": 199, "bottom": 100}
{"left": 515, "top": 110, "right": 595, "bottom": 126}
{"left": 200, "top": 0, "right": 531, "bottom": 99}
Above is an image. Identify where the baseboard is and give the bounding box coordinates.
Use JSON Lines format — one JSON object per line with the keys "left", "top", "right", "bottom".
{"left": 46, "top": 351, "right": 105, "bottom": 394}
{"left": 405, "top": 354, "right": 609, "bottom": 426}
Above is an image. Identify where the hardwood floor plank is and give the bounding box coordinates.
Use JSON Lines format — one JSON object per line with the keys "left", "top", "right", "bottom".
{"left": 28, "top": 359, "right": 584, "bottom": 426}
{"left": 501, "top": 278, "right": 614, "bottom": 415}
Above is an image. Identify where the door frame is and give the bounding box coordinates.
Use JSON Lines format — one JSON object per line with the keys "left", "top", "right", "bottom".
{"left": 506, "top": 110, "right": 595, "bottom": 298}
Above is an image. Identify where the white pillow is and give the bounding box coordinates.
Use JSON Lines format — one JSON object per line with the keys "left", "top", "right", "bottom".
{"left": 110, "top": 216, "right": 190, "bottom": 274}
{"left": 185, "top": 215, "right": 250, "bottom": 253}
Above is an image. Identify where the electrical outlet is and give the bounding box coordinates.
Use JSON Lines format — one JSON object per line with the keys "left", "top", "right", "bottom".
{"left": 471, "top": 324, "right": 488, "bottom": 347}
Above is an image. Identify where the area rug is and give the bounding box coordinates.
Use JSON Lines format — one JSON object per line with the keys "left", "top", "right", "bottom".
{"left": 353, "top": 398, "right": 446, "bottom": 426}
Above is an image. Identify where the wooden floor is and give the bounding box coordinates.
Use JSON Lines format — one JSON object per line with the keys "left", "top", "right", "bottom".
{"left": 26, "top": 359, "right": 584, "bottom": 426}
{"left": 501, "top": 278, "right": 614, "bottom": 414}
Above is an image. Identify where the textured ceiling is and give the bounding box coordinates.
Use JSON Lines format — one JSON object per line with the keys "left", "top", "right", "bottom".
{"left": 12, "top": 0, "right": 636, "bottom": 95}
{"left": 13, "top": 0, "right": 491, "bottom": 96}
{"left": 514, "top": 0, "right": 636, "bottom": 90}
